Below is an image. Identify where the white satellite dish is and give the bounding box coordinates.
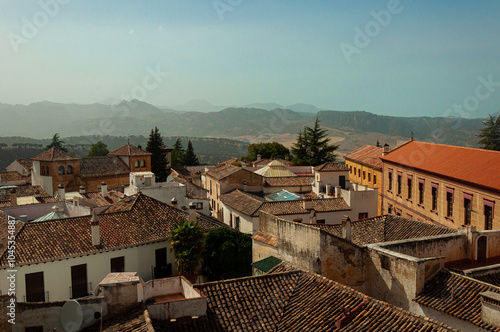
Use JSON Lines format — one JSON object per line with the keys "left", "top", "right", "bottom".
{"left": 310, "top": 178, "right": 315, "bottom": 185}
{"left": 61, "top": 300, "right": 83, "bottom": 332}
{"left": 166, "top": 175, "right": 174, "bottom": 182}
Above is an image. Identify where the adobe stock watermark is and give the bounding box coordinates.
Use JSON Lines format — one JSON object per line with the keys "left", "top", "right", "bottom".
{"left": 7, "top": 0, "right": 70, "bottom": 54}
{"left": 213, "top": 0, "right": 243, "bottom": 21}
{"left": 340, "top": 0, "right": 408, "bottom": 64}
{"left": 79, "top": 65, "right": 168, "bottom": 145}
{"left": 6, "top": 215, "right": 17, "bottom": 325}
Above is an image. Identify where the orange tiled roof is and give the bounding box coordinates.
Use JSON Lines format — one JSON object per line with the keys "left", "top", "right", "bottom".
{"left": 220, "top": 189, "right": 266, "bottom": 216}
{"left": 161, "top": 267, "right": 459, "bottom": 331}
{"left": 0, "top": 193, "right": 226, "bottom": 267}
{"left": 108, "top": 143, "right": 151, "bottom": 156}
{"left": 206, "top": 164, "right": 244, "bottom": 181}
{"left": 380, "top": 140, "right": 500, "bottom": 192}
{"left": 16, "top": 158, "right": 33, "bottom": 171}
{"left": 79, "top": 190, "right": 124, "bottom": 207}
{"left": 31, "top": 147, "right": 79, "bottom": 161}
{"left": 316, "top": 215, "right": 456, "bottom": 246}
{"left": 344, "top": 145, "right": 383, "bottom": 169}
{"left": 0, "top": 171, "right": 29, "bottom": 183}
{"left": 415, "top": 269, "right": 500, "bottom": 331}
{"left": 258, "top": 198, "right": 350, "bottom": 216}
{"left": 80, "top": 156, "right": 130, "bottom": 177}
{"left": 313, "top": 162, "right": 349, "bottom": 172}
{"left": 264, "top": 176, "right": 312, "bottom": 187}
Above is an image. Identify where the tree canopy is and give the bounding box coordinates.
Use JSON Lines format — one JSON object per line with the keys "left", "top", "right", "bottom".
{"left": 202, "top": 227, "right": 252, "bottom": 281}
{"left": 45, "top": 133, "right": 68, "bottom": 152}
{"left": 146, "top": 127, "right": 169, "bottom": 182}
{"left": 478, "top": 115, "right": 500, "bottom": 151}
{"left": 184, "top": 140, "right": 200, "bottom": 166}
{"left": 291, "top": 117, "right": 338, "bottom": 165}
{"left": 170, "top": 220, "right": 206, "bottom": 283}
{"left": 242, "top": 142, "right": 290, "bottom": 161}
{"left": 87, "top": 141, "right": 109, "bottom": 157}
{"left": 171, "top": 138, "right": 186, "bottom": 167}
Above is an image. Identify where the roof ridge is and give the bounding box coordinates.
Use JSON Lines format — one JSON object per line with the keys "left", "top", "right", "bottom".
{"left": 447, "top": 269, "right": 500, "bottom": 293}
{"left": 196, "top": 270, "right": 303, "bottom": 288}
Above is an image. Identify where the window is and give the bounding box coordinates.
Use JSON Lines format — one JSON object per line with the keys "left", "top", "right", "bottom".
{"left": 368, "top": 173, "right": 371, "bottom": 183}
{"left": 407, "top": 213, "right": 413, "bottom": 219}
{"left": 354, "top": 168, "right": 357, "bottom": 176}
{"left": 134, "top": 160, "right": 139, "bottom": 168}
{"left": 388, "top": 169, "right": 393, "bottom": 191}
{"left": 25, "top": 272, "right": 44, "bottom": 302}
{"left": 418, "top": 179, "right": 424, "bottom": 204}
{"left": 464, "top": 193, "right": 472, "bottom": 225}
{"left": 111, "top": 256, "right": 125, "bottom": 273}
{"left": 141, "top": 159, "right": 145, "bottom": 167}
{"left": 446, "top": 188, "right": 454, "bottom": 217}
{"left": 396, "top": 208, "right": 402, "bottom": 216}
{"left": 397, "top": 172, "right": 402, "bottom": 195}
{"left": 484, "top": 199, "right": 495, "bottom": 230}
{"left": 388, "top": 204, "right": 393, "bottom": 214}
{"left": 58, "top": 165, "right": 65, "bottom": 175}
{"left": 363, "top": 171, "right": 366, "bottom": 180}
{"left": 71, "top": 264, "right": 88, "bottom": 298}
{"left": 373, "top": 174, "right": 377, "bottom": 185}
{"left": 407, "top": 176, "right": 413, "bottom": 200}
{"left": 431, "top": 183, "right": 438, "bottom": 211}
{"left": 358, "top": 212, "right": 368, "bottom": 219}
{"left": 196, "top": 202, "right": 203, "bottom": 210}
{"left": 349, "top": 166, "right": 352, "bottom": 173}
{"left": 67, "top": 165, "right": 73, "bottom": 175}
{"left": 358, "top": 168, "right": 361, "bottom": 178}
{"left": 235, "top": 216, "right": 240, "bottom": 229}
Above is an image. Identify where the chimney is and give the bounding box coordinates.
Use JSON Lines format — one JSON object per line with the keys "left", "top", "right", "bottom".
{"left": 342, "top": 215, "right": 352, "bottom": 242}
{"left": 171, "top": 197, "right": 178, "bottom": 209}
{"left": 188, "top": 202, "right": 197, "bottom": 221}
{"left": 302, "top": 198, "right": 313, "bottom": 211}
{"left": 90, "top": 211, "right": 100, "bottom": 246}
{"left": 34, "top": 190, "right": 41, "bottom": 198}
{"left": 10, "top": 189, "right": 17, "bottom": 207}
{"left": 325, "top": 184, "right": 331, "bottom": 197}
{"left": 242, "top": 180, "right": 248, "bottom": 192}
{"left": 19, "top": 215, "right": 28, "bottom": 223}
{"left": 58, "top": 184, "right": 65, "bottom": 201}
{"left": 79, "top": 185, "right": 86, "bottom": 194}
{"left": 101, "top": 181, "right": 108, "bottom": 197}
{"left": 335, "top": 186, "right": 342, "bottom": 198}
{"left": 382, "top": 143, "right": 390, "bottom": 156}
{"left": 257, "top": 154, "right": 261, "bottom": 161}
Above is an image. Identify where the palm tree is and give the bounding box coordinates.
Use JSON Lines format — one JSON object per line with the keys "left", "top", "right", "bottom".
{"left": 169, "top": 220, "right": 206, "bottom": 283}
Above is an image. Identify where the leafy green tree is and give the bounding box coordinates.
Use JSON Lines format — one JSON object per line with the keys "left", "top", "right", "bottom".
{"left": 242, "top": 142, "right": 290, "bottom": 161}
{"left": 170, "top": 220, "right": 206, "bottom": 283}
{"left": 184, "top": 140, "right": 200, "bottom": 166}
{"left": 45, "top": 133, "right": 68, "bottom": 152}
{"left": 202, "top": 227, "right": 252, "bottom": 281}
{"left": 87, "top": 141, "right": 109, "bottom": 157}
{"left": 291, "top": 117, "right": 338, "bottom": 165}
{"left": 171, "top": 138, "right": 186, "bottom": 167}
{"left": 478, "top": 115, "right": 500, "bottom": 151}
{"left": 146, "top": 127, "right": 169, "bottom": 182}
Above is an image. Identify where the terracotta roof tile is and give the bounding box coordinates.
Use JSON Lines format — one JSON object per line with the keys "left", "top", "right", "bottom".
{"left": 108, "top": 143, "right": 151, "bottom": 156}
{"left": 344, "top": 145, "right": 383, "bottom": 169}
{"left": 415, "top": 269, "right": 500, "bottom": 331}
{"left": 80, "top": 156, "right": 130, "bottom": 177}
{"left": 0, "top": 171, "right": 29, "bottom": 183}
{"left": 79, "top": 190, "right": 124, "bottom": 207}
{"left": 313, "top": 162, "right": 349, "bottom": 172}
{"left": 31, "top": 147, "right": 80, "bottom": 161}
{"left": 220, "top": 189, "right": 266, "bottom": 216}
{"left": 316, "top": 215, "right": 456, "bottom": 246}
{"left": 16, "top": 158, "right": 33, "bottom": 171}
{"left": 252, "top": 231, "right": 278, "bottom": 247}
{"left": 206, "top": 164, "right": 243, "bottom": 180}
{"left": 257, "top": 198, "right": 350, "bottom": 216}
{"left": 381, "top": 140, "right": 500, "bottom": 192}
{"left": 0, "top": 193, "right": 226, "bottom": 267}
{"left": 264, "top": 176, "right": 312, "bottom": 187}
{"left": 161, "top": 268, "right": 458, "bottom": 331}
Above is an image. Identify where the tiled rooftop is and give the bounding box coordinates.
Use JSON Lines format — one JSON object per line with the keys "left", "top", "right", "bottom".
{"left": 108, "top": 143, "right": 151, "bottom": 156}
{"left": 258, "top": 198, "right": 350, "bottom": 216}
{"left": 381, "top": 140, "right": 500, "bottom": 192}
{"left": 16, "top": 158, "right": 33, "bottom": 171}
{"left": 316, "top": 214, "right": 457, "bottom": 246}
{"left": 264, "top": 176, "right": 312, "bottom": 187}
{"left": 0, "top": 171, "right": 30, "bottom": 183}
{"left": 415, "top": 269, "right": 500, "bottom": 331}
{"left": 157, "top": 268, "right": 458, "bottom": 331}
{"left": 206, "top": 163, "right": 245, "bottom": 180}
{"left": 313, "top": 162, "right": 349, "bottom": 172}
{"left": 80, "top": 156, "right": 131, "bottom": 177}
{"left": 344, "top": 145, "right": 383, "bottom": 169}
{"left": 79, "top": 190, "right": 124, "bottom": 207}
{"left": 252, "top": 256, "right": 282, "bottom": 273}
{"left": 253, "top": 158, "right": 292, "bottom": 166}
{"left": 220, "top": 189, "right": 266, "bottom": 216}
{"left": 31, "top": 147, "right": 80, "bottom": 161}
{"left": 0, "top": 193, "right": 226, "bottom": 268}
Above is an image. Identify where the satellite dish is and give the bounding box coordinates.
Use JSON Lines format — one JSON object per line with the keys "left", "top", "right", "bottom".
{"left": 61, "top": 300, "right": 83, "bottom": 332}
{"left": 166, "top": 175, "right": 174, "bottom": 182}
{"left": 310, "top": 178, "right": 315, "bottom": 185}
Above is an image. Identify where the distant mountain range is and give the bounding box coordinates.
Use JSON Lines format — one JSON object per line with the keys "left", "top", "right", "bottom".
{"left": 0, "top": 100, "right": 486, "bottom": 156}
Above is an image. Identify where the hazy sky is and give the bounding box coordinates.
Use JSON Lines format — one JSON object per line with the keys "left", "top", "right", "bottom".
{"left": 1, "top": 0, "right": 499, "bottom": 118}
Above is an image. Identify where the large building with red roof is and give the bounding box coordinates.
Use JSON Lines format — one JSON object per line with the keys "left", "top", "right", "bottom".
{"left": 380, "top": 140, "right": 500, "bottom": 231}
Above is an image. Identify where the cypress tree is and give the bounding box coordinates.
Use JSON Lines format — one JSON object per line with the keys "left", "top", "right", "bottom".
{"left": 146, "top": 127, "right": 169, "bottom": 181}
{"left": 184, "top": 140, "right": 200, "bottom": 166}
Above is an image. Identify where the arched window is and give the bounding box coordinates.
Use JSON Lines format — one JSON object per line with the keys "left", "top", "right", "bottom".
{"left": 140, "top": 159, "right": 145, "bottom": 167}
{"left": 134, "top": 160, "right": 140, "bottom": 168}
{"left": 58, "top": 165, "right": 65, "bottom": 175}
{"left": 67, "top": 165, "right": 73, "bottom": 174}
